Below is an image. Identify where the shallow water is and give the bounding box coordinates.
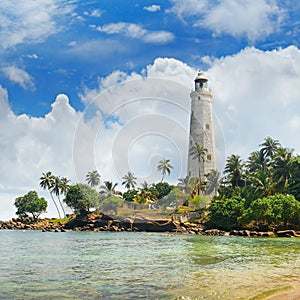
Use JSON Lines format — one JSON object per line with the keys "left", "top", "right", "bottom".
{"left": 0, "top": 231, "right": 299, "bottom": 299}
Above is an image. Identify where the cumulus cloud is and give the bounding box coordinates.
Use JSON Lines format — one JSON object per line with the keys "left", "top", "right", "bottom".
{"left": 0, "top": 0, "right": 75, "bottom": 50}
{"left": 2, "top": 65, "right": 35, "bottom": 90}
{"left": 144, "top": 5, "right": 161, "bottom": 12}
{"left": 168, "top": 0, "right": 283, "bottom": 41}
{"left": 2, "top": 47, "right": 300, "bottom": 220}
{"left": 207, "top": 45, "right": 300, "bottom": 158}
{"left": 95, "top": 22, "right": 174, "bottom": 44}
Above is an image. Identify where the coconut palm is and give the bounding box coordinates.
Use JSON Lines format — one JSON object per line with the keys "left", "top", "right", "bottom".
{"left": 157, "top": 158, "right": 173, "bottom": 182}
{"left": 205, "top": 169, "right": 220, "bottom": 196}
{"left": 140, "top": 181, "right": 150, "bottom": 190}
{"left": 86, "top": 170, "right": 101, "bottom": 188}
{"left": 177, "top": 175, "right": 193, "bottom": 194}
{"left": 246, "top": 150, "right": 265, "bottom": 173}
{"left": 40, "top": 171, "right": 61, "bottom": 218}
{"left": 59, "top": 177, "right": 70, "bottom": 195}
{"left": 122, "top": 171, "right": 137, "bottom": 190}
{"left": 273, "top": 147, "right": 294, "bottom": 193}
{"left": 51, "top": 176, "right": 67, "bottom": 217}
{"left": 260, "top": 136, "right": 280, "bottom": 159}
{"left": 100, "top": 181, "right": 121, "bottom": 199}
{"left": 190, "top": 143, "right": 208, "bottom": 193}
{"left": 224, "top": 154, "right": 245, "bottom": 187}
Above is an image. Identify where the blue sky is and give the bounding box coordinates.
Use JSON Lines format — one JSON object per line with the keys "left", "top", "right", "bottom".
{"left": 2, "top": 0, "right": 299, "bottom": 116}
{"left": 1, "top": 0, "right": 300, "bottom": 219}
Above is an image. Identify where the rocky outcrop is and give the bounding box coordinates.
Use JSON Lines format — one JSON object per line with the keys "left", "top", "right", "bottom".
{"left": 276, "top": 230, "right": 300, "bottom": 237}
{"left": 1, "top": 214, "right": 300, "bottom": 237}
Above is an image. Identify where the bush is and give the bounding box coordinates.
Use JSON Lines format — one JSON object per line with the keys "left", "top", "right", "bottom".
{"left": 158, "top": 187, "right": 189, "bottom": 209}
{"left": 207, "top": 197, "right": 245, "bottom": 231}
{"left": 100, "top": 196, "right": 123, "bottom": 214}
{"left": 239, "top": 194, "right": 300, "bottom": 227}
{"left": 190, "top": 195, "right": 210, "bottom": 209}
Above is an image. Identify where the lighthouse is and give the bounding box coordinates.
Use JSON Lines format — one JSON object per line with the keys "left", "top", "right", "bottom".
{"left": 187, "top": 71, "right": 216, "bottom": 180}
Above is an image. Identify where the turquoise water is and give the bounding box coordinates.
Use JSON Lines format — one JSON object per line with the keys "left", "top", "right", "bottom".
{"left": 0, "top": 231, "right": 299, "bottom": 299}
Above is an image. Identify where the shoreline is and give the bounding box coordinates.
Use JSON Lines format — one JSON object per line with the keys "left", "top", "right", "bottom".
{"left": 1, "top": 214, "right": 300, "bottom": 237}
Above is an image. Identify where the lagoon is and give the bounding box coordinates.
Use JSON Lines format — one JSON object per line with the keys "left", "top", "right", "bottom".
{"left": 0, "top": 231, "right": 299, "bottom": 299}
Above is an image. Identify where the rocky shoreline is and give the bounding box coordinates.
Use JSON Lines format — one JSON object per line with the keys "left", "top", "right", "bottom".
{"left": 1, "top": 214, "right": 299, "bottom": 238}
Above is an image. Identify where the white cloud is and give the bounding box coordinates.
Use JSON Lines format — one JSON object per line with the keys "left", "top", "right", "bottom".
{"left": 84, "top": 9, "right": 103, "bottom": 17}
{"left": 96, "top": 22, "right": 175, "bottom": 44}
{"left": 2, "top": 47, "right": 300, "bottom": 220}
{"left": 144, "top": 5, "right": 161, "bottom": 12}
{"left": 27, "top": 53, "right": 38, "bottom": 59}
{"left": 65, "top": 39, "right": 127, "bottom": 60}
{"left": 2, "top": 65, "right": 35, "bottom": 90}
{"left": 169, "top": 0, "right": 283, "bottom": 41}
{"left": 0, "top": 0, "right": 75, "bottom": 50}
{"left": 207, "top": 45, "right": 300, "bottom": 158}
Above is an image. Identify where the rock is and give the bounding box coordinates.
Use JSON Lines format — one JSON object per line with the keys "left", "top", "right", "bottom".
{"left": 258, "top": 231, "right": 275, "bottom": 237}
{"left": 276, "top": 230, "right": 299, "bottom": 237}
{"left": 144, "top": 221, "right": 178, "bottom": 232}
{"left": 205, "top": 229, "right": 226, "bottom": 236}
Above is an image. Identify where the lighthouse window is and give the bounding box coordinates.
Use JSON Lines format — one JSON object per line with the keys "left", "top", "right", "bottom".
{"left": 206, "top": 124, "right": 209, "bottom": 130}
{"left": 198, "top": 96, "right": 200, "bottom": 100}
{"left": 207, "top": 154, "right": 212, "bottom": 161}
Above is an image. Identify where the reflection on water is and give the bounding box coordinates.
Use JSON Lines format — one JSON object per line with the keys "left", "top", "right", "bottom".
{"left": 0, "top": 231, "right": 299, "bottom": 299}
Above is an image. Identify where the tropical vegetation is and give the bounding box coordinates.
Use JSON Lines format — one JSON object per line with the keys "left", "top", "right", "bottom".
{"left": 12, "top": 139, "right": 300, "bottom": 232}
{"left": 14, "top": 191, "right": 47, "bottom": 220}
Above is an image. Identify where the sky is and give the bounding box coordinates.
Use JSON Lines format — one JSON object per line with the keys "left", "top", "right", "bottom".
{"left": 1, "top": 0, "right": 300, "bottom": 219}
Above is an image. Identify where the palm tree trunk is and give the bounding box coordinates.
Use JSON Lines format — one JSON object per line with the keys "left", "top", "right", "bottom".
{"left": 198, "top": 159, "right": 202, "bottom": 195}
{"left": 50, "top": 192, "right": 61, "bottom": 219}
{"left": 57, "top": 195, "right": 66, "bottom": 218}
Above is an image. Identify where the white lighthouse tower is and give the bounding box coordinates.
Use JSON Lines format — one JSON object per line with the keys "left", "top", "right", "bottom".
{"left": 187, "top": 71, "right": 216, "bottom": 180}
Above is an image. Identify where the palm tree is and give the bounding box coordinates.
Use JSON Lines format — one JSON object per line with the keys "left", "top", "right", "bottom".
{"left": 273, "top": 147, "right": 294, "bottom": 193}
{"left": 40, "top": 171, "right": 61, "bottom": 218}
{"left": 260, "top": 136, "right": 280, "bottom": 159}
{"left": 122, "top": 171, "right": 137, "bottom": 190}
{"left": 100, "top": 181, "right": 121, "bottom": 199}
{"left": 177, "top": 175, "right": 192, "bottom": 194}
{"left": 140, "top": 181, "right": 150, "bottom": 190}
{"left": 190, "top": 142, "right": 208, "bottom": 189}
{"left": 86, "top": 170, "right": 101, "bottom": 188}
{"left": 205, "top": 169, "right": 220, "bottom": 196}
{"left": 157, "top": 158, "right": 173, "bottom": 182}
{"left": 51, "top": 176, "right": 66, "bottom": 218}
{"left": 246, "top": 150, "right": 265, "bottom": 173}
{"left": 252, "top": 169, "right": 274, "bottom": 198}
{"left": 224, "top": 154, "right": 244, "bottom": 187}
{"left": 60, "top": 177, "right": 70, "bottom": 195}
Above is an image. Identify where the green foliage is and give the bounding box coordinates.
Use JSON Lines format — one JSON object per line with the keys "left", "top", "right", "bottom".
{"left": 207, "top": 197, "right": 245, "bottom": 231}
{"left": 174, "top": 206, "right": 193, "bottom": 214}
{"left": 239, "top": 194, "right": 300, "bottom": 227}
{"left": 14, "top": 191, "right": 47, "bottom": 220}
{"left": 151, "top": 182, "right": 173, "bottom": 199}
{"left": 123, "top": 189, "right": 138, "bottom": 202}
{"left": 64, "top": 183, "right": 99, "bottom": 214}
{"left": 100, "top": 196, "right": 123, "bottom": 214}
{"left": 158, "top": 187, "right": 189, "bottom": 208}
{"left": 287, "top": 157, "right": 300, "bottom": 201}
{"left": 191, "top": 195, "right": 210, "bottom": 209}
{"left": 133, "top": 189, "right": 158, "bottom": 205}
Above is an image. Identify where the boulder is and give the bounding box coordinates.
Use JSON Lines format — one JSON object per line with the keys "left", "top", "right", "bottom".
{"left": 276, "top": 230, "right": 299, "bottom": 237}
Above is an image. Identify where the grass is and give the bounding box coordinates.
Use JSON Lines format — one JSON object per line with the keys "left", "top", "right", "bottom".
{"left": 117, "top": 208, "right": 171, "bottom": 219}
{"left": 48, "top": 217, "right": 72, "bottom": 225}
{"left": 249, "top": 285, "right": 292, "bottom": 300}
